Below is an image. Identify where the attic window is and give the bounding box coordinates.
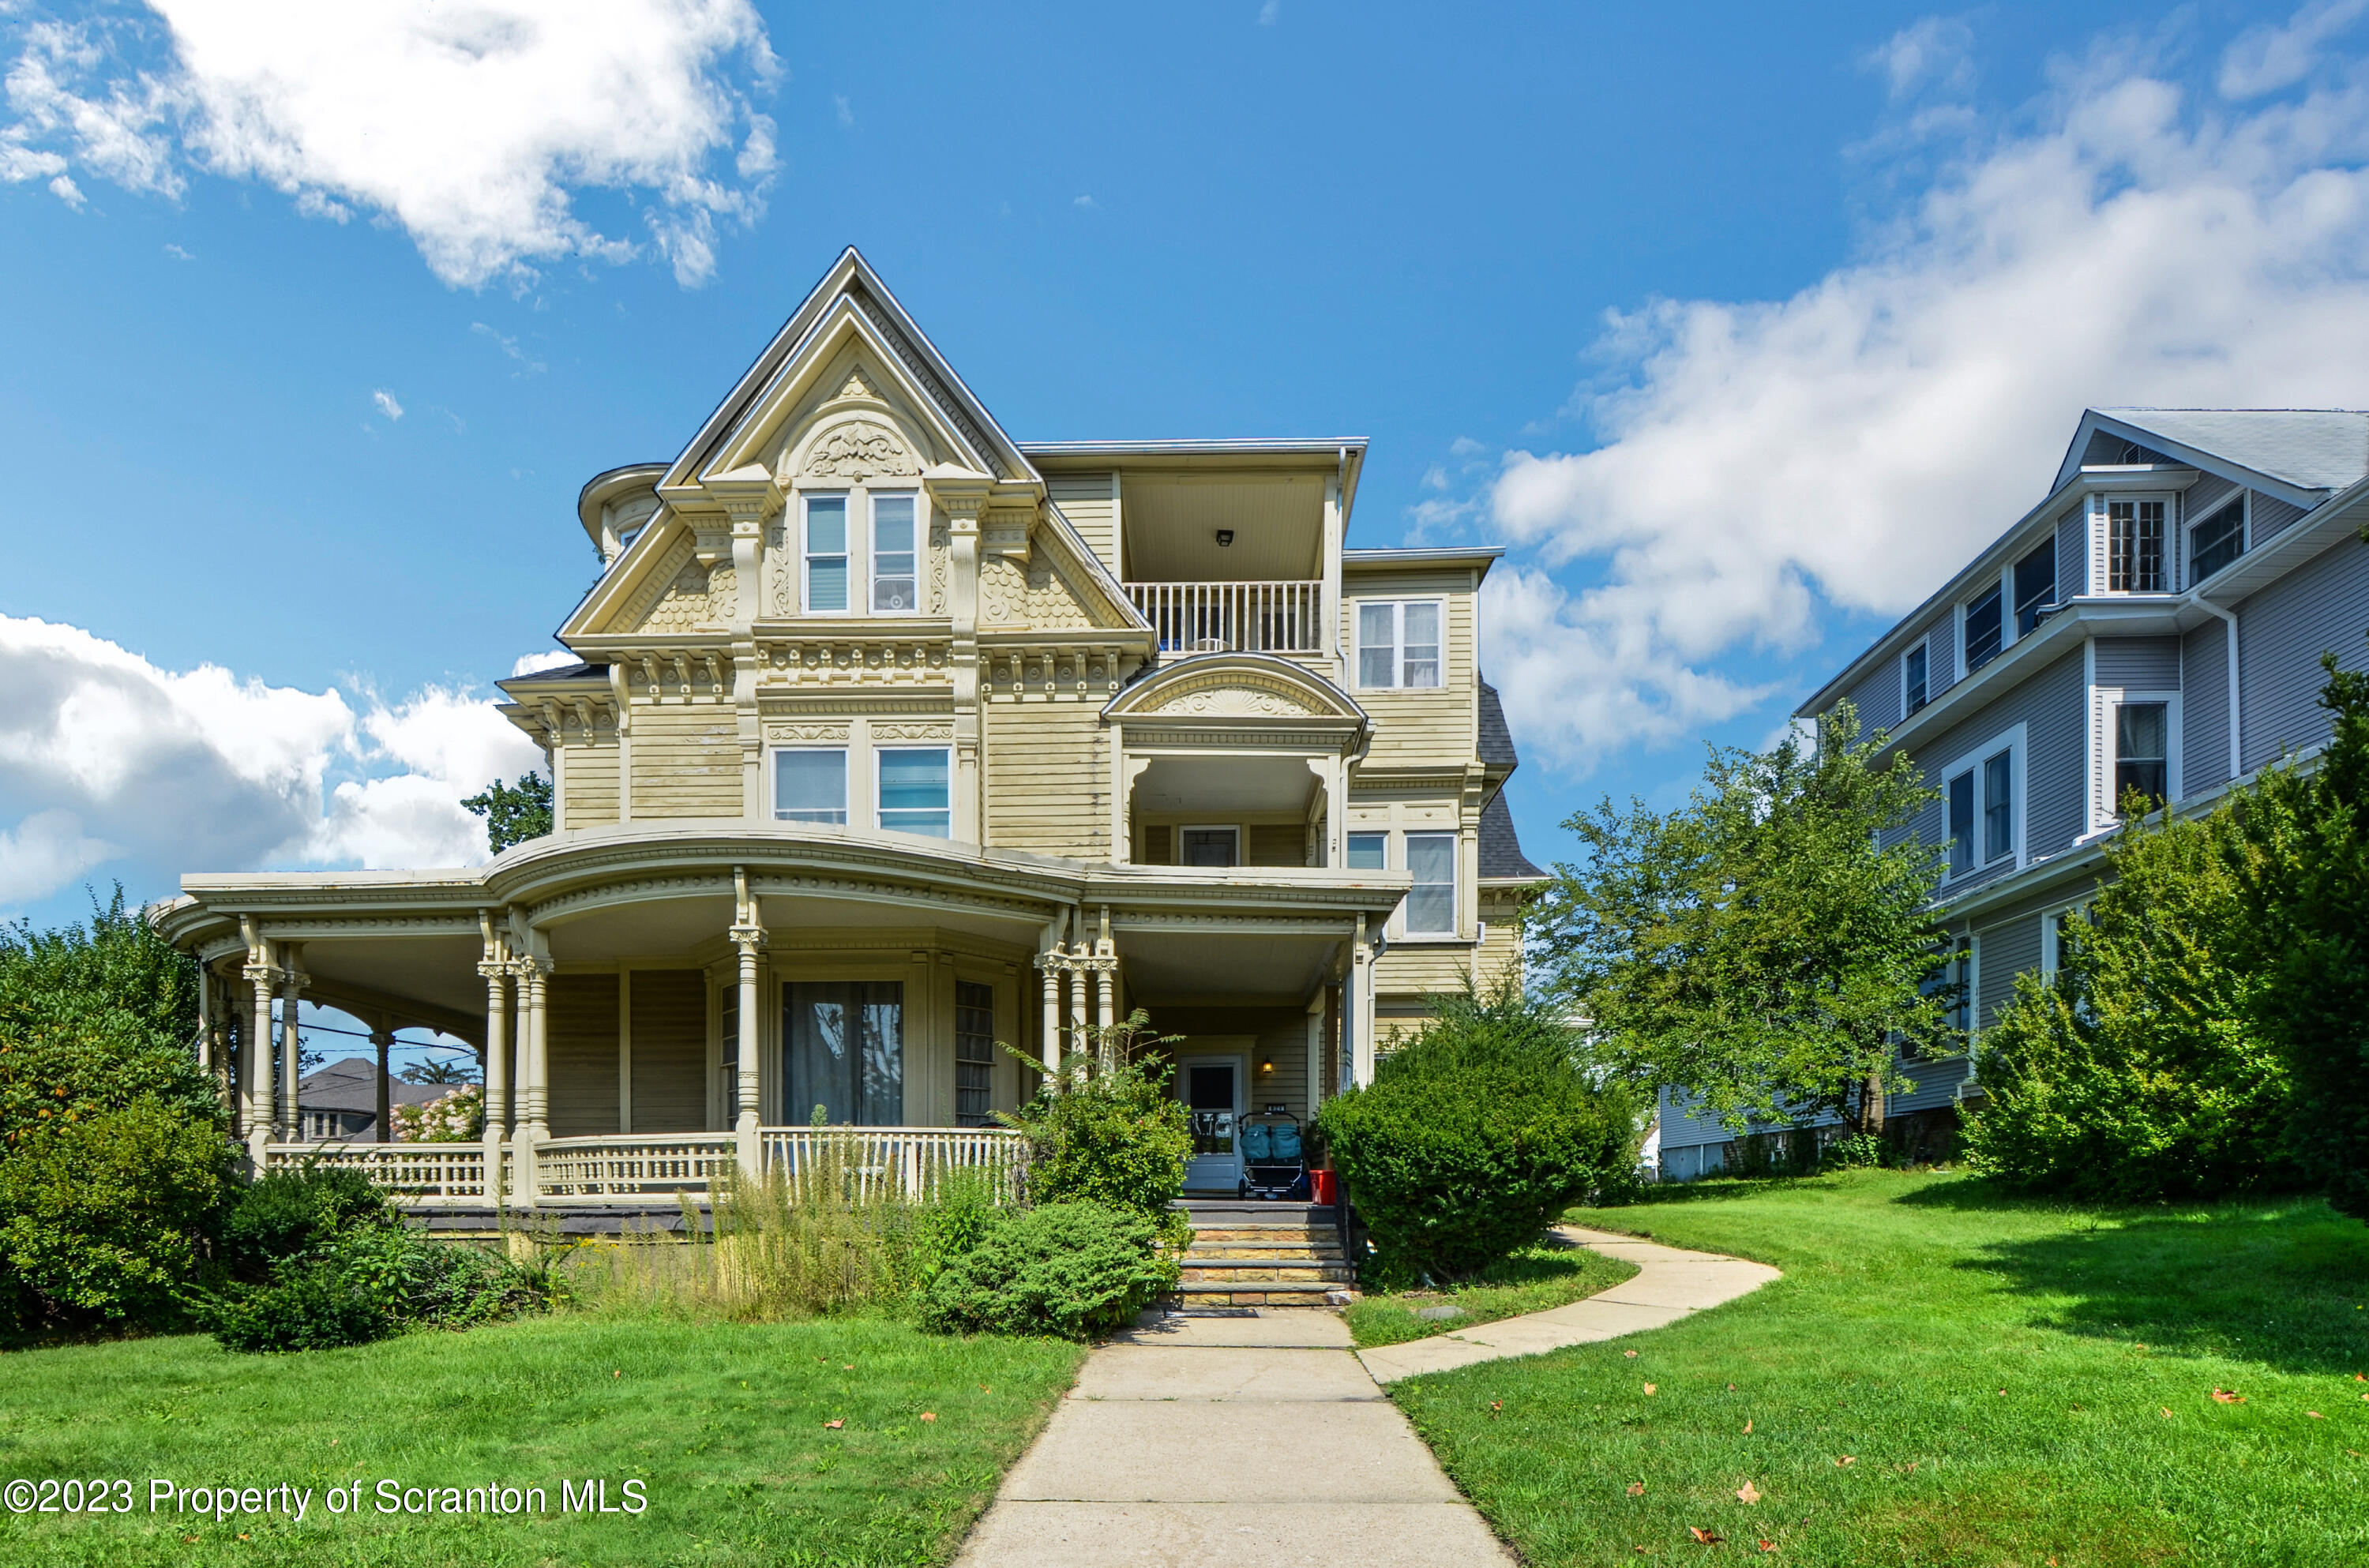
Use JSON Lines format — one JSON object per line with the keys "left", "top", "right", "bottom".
{"left": 2108, "top": 500, "right": 2166, "bottom": 592}
{"left": 2083, "top": 432, "right": 2176, "bottom": 467}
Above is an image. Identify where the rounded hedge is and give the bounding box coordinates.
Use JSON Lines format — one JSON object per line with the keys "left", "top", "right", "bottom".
{"left": 1316, "top": 1006, "right": 1641, "bottom": 1283}
{"left": 920, "top": 1201, "right": 1177, "bottom": 1340}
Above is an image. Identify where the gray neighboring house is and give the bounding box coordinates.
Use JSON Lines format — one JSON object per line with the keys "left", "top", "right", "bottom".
{"left": 295, "top": 1057, "right": 450, "bottom": 1142}
{"left": 1656, "top": 407, "right": 2369, "bottom": 1180}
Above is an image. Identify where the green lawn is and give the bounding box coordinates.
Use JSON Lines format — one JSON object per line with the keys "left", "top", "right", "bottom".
{"left": 0, "top": 1313, "right": 1085, "bottom": 1567}
{"left": 1346, "top": 1242, "right": 1641, "bottom": 1348}
{"left": 1388, "top": 1170, "right": 2369, "bottom": 1566}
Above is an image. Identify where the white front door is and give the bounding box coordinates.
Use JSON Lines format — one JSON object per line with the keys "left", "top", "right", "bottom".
{"left": 1180, "top": 1057, "right": 1243, "bottom": 1192}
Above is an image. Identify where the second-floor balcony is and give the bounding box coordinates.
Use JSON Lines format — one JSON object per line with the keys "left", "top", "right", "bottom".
{"left": 1126, "top": 580, "right": 1323, "bottom": 655}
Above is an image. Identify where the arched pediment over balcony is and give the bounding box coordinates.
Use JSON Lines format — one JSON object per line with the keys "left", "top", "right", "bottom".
{"left": 1102, "top": 653, "right": 1367, "bottom": 743}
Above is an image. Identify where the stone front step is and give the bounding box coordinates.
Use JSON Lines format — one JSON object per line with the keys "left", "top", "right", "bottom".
{"left": 1187, "top": 1225, "right": 1337, "bottom": 1243}
{"left": 1174, "top": 1279, "right": 1357, "bottom": 1307}
{"left": 1179, "top": 1260, "right": 1356, "bottom": 1285}
{"left": 1187, "top": 1241, "right": 1343, "bottom": 1262}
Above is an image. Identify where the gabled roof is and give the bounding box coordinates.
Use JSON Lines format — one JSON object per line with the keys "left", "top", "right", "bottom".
{"left": 662, "top": 247, "right": 1038, "bottom": 491}
{"left": 2055, "top": 408, "right": 2369, "bottom": 497}
{"left": 297, "top": 1058, "right": 448, "bottom": 1115}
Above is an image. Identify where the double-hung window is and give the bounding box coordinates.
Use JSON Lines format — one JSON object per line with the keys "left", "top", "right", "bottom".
{"left": 2013, "top": 540, "right": 2056, "bottom": 636}
{"left": 1904, "top": 643, "right": 1928, "bottom": 715}
{"left": 1963, "top": 586, "right": 2003, "bottom": 673}
{"left": 775, "top": 749, "right": 847, "bottom": 824}
{"left": 1404, "top": 832, "right": 1457, "bottom": 936}
{"left": 805, "top": 494, "right": 850, "bottom": 613}
{"left": 871, "top": 493, "right": 918, "bottom": 612}
{"left": 2108, "top": 499, "right": 2165, "bottom": 591}
{"left": 2114, "top": 701, "right": 2168, "bottom": 811}
{"left": 2189, "top": 497, "right": 2245, "bottom": 583}
{"left": 954, "top": 981, "right": 994, "bottom": 1127}
{"left": 1346, "top": 831, "right": 1387, "bottom": 871}
{"left": 1181, "top": 827, "right": 1240, "bottom": 867}
{"left": 1357, "top": 601, "right": 1444, "bottom": 689}
{"left": 877, "top": 748, "right": 951, "bottom": 838}
{"left": 1946, "top": 745, "right": 2015, "bottom": 877}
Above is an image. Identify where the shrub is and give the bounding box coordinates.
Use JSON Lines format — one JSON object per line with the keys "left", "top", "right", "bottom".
{"left": 1965, "top": 805, "right": 2295, "bottom": 1201}
{"left": 921, "top": 1202, "right": 1176, "bottom": 1340}
{"left": 221, "top": 1164, "right": 394, "bottom": 1280}
{"left": 1317, "top": 979, "right": 1643, "bottom": 1282}
{"left": 208, "top": 1223, "right": 550, "bottom": 1353}
{"left": 0, "top": 1097, "right": 233, "bottom": 1336}
{"left": 999, "top": 1014, "right": 1192, "bottom": 1242}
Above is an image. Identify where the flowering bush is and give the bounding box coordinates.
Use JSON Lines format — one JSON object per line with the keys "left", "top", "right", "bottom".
{"left": 392, "top": 1086, "right": 482, "bottom": 1142}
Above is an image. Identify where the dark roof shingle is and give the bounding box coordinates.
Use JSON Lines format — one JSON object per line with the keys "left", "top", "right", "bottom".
{"left": 1477, "top": 678, "right": 1518, "bottom": 769}
{"left": 1478, "top": 792, "right": 1546, "bottom": 880}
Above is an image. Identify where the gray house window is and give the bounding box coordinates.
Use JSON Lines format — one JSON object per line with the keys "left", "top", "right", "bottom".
{"left": 2108, "top": 500, "right": 2165, "bottom": 591}
{"left": 2189, "top": 497, "right": 2245, "bottom": 583}
{"left": 1983, "top": 749, "right": 2013, "bottom": 862}
{"left": 1947, "top": 748, "right": 2014, "bottom": 877}
{"left": 2014, "top": 540, "right": 2056, "bottom": 636}
{"left": 2115, "top": 702, "right": 2168, "bottom": 810}
{"left": 1904, "top": 644, "right": 1928, "bottom": 714}
{"left": 1947, "top": 771, "right": 1976, "bottom": 876}
{"left": 1965, "top": 586, "right": 2003, "bottom": 673}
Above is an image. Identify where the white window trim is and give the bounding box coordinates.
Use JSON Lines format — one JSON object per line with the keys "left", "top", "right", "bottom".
{"left": 802, "top": 491, "right": 854, "bottom": 617}
{"left": 1399, "top": 828, "right": 1460, "bottom": 940}
{"left": 1937, "top": 721, "right": 2029, "bottom": 884}
{"left": 1353, "top": 598, "right": 1447, "bottom": 691}
{"left": 1345, "top": 829, "right": 1389, "bottom": 872}
{"left": 2093, "top": 490, "right": 2178, "bottom": 595}
{"left": 874, "top": 744, "right": 952, "bottom": 837}
{"left": 768, "top": 745, "right": 850, "bottom": 825}
{"left": 2039, "top": 901, "right": 2091, "bottom": 978}
{"left": 1177, "top": 823, "right": 1242, "bottom": 867}
{"left": 867, "top": 487, "right": 922, "bottom": 616}
{"left": 2090, "top": 687, "right": 2181, "bottom": 831}
{"left": 2185, "top": 488, "right": 2249, "bottom": 587}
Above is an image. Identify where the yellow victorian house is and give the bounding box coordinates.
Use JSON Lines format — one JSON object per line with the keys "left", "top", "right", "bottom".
{"left": 161, "top": 249, "right": 1544, "bottom": 1211}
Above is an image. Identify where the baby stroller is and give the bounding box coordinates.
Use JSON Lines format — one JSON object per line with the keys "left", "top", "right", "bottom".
{"left": 1237, "top": 1109, "right": 1310, "bottom": 1201}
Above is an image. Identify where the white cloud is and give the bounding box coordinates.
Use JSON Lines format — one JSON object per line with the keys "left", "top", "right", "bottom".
{"left": 370, "top": 388, "right": 403, "bottom": 421}
{"left": 1864, "top": 15, "right": 1975, "bottom": 104}
{"left": 833, "top": 93, "right": 852, "bottom": 128}
{"left": 161, "top": 240, "right": 192, "bottom": 259}
{"left": 2221, "top": 0, "right": 2369, "bottom": 99}
{"left": 1258, "top": 1, "right": 1281, "bottom": 26}
{"left": 2, "top": 2, "right": 779, "bottom": 288}
{"left": 0, "top": 615, "right": 546, "bottom": 913}
{"left": 1073, "top": 193, "right": 1096, "bottom": 209}
{"left": 1479, "top": 11, "right": 2369, "bottom": 771}
{"left": 510, "top": 650, "right": 578, "bottom": 676}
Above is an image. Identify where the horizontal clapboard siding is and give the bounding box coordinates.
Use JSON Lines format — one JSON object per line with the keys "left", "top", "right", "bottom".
{"left": 984, "top": 702, "right": 1106, "bottom": 857}
{"left": 2056, "top": 505, "right": 2089, "bottom": 598}
{"left": 1975, "top": 911, "right": 2043, "bottom": 1031}
{"left": 2182, "top": 619, "right": 2232, "bottom": 793}
{"left": 629, "top": 970, "right": 708, "bottom": 1133}
{"left": 1246, "top": 823, "right": 1305, "bottom": 867}
{"left": 2093, "top": 636, "right": 2180, "bottom": 688}
{"left": 1049, "top": 474, "right": 1119, "bottom": 576}
{"left": 560, "top": 742, "right": 618, "bottom": 828}
{"left": 2237, "top": 531, "right": 2369, "bottom": 771}
{"left": 1344, "top": 572, "right": 1477, "bottom": 769}
{"left": 549, "top": 974, "right": 620, "bottom": 1138}
{"left": 629, "top": 707, "right": 741, "bottom": 818}
{"left": 2252, "top": 492, "right": 2309, "bottom": 544}
{"left": 1844, "top": 654, "right": 1903, "bottom": 733}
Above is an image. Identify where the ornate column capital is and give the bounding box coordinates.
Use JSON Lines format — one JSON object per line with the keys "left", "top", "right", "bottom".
{"left": 476, "top": 960, "right": 512, "bottom": 984}
{"left": 728, "top": 922, "right": 768, "bottom": 955}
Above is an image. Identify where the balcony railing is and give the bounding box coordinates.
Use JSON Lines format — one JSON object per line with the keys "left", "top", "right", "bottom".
{"left": 264, "top": 1125, "right": 1025, "bottom": 1206}
{"left": 1126, "top": 580, "right": 1323, "bottom": 655}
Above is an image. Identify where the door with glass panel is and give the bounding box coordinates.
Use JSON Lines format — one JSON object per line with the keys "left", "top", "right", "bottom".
{"left": 1178, "top": 1056, "right": 1244, "bottom": 1191}
{"left": 783, "top": 981, "right": 904, "bottom": 1126}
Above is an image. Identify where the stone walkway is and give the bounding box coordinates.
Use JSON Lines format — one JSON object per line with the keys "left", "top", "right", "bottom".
{"left": 955, "top": 1309, "right": 1511, "bottom": 1567}
{"left": 1357, "top": 1225, "right": 1781, "bottom": 1383}
{"left": 955, "top": 1226, "right": 1781, "bottom": 1566}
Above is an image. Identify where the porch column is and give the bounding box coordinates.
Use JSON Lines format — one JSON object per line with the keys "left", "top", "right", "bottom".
{"left": 1036, "top": 951, "right": 1062, "bottom": 1075}
{"left": 1350, "top": 919, "right": 1377, "bottom": 1089}
{"left": 1068, "top": 957, "right": 1088, "bottom": 1069}
{"left": 1094, "top": 907, "right": 1117, "bottom": 1056}
{"left": 242, "top": 931, "right": 276, "bottom": 1169}
{"left": 277, "top": 951, "right": 306, "bottom": 1140}
{"left": 512, "top": 955, "right": 551, "bottom": 1207}
{"left": 730, "top": 921, "right": 765, "bottom": 1178}
{"left": 479, "top": 954, "right": 512, "bottom": 1205}
{"left": 370, "top": 1025, "right": 394, "bottom": 1143}
{"left": 1305, "top": 993, "right": 1325, "bottom": 1116}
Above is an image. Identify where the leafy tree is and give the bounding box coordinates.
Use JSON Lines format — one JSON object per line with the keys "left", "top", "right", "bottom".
{"left": 1963, "top": 801, "right": 2294, "bottom": 1199}
{"left": 1536, "top": 701, "right": 1951, "bottom": 1138}
{"left": 398, "top": 1055, "right": 481, "bottom": 1086}
{"left": 998, "top": 1011, "right": 1192, "bottom": 1244}
{"left": 461, "top": 772, "right": 552, "bottom": 853}
{"left": 2224, "top": 640, "right": 2369, "bottom": 1221}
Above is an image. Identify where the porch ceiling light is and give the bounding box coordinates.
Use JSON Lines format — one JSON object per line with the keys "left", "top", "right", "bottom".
{"left": 1215, "top": 529, "right": 1235, "bottom": 546}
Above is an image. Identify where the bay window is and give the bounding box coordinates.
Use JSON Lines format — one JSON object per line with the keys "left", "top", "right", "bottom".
{"left": 804, "top": 494, "right": 850, "bottom": 613}
{"left": 783, "top": 981, "right": 903, "bottom": 1126}
{"left": 871, "top": 493, "right": 918, "bottom": 612}
{"left": 1404, "top": 831, "right": 1457, "bottom": 935}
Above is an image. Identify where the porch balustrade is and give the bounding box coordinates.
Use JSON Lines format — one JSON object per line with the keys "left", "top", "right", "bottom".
{"left": 265, "top": 1124, "right": 1025, "bottom": 1206}
{"left": 1124, "top": 580, "right": 1323, "bottom": 655}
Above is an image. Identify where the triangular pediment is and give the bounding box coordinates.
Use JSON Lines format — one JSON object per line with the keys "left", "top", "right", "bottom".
{"left": 1104, "top": 654, "right": 1367, "bottom": 726}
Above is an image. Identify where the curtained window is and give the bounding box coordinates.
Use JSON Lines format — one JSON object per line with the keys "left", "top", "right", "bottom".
{"left": 783, "top": 981, "right": 904, "bottom": 1126}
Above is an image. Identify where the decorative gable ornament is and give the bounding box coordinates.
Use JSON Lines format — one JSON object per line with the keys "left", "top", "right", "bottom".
{"left": 800, "top": 419, "right": 919, "bottom": 481}
{"left": 1145, "top": 682, "right": 1322, "bottom": 718}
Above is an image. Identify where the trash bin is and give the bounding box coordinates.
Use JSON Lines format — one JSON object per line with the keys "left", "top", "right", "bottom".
{"left": 1308, "top": 1168, "right": 1339, "bottom": 1206}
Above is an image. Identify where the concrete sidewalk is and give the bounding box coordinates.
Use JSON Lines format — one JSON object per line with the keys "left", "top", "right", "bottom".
{"left": 954, "top": 1309, "right": 1511, "bottom": 1567}
{"left": 1356, "top": 1224, "right": 1781, "bottom": 1383}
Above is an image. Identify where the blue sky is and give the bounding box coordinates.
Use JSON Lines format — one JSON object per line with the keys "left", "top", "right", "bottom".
{"left": 9, "top": 2, "right": 2369, "bottom": 1071}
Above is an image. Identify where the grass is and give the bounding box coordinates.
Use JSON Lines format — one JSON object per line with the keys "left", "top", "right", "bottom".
{"left": 1387, "top": 1169, "right": 2369, "bottom": 1567}
{"left": 0, "top": 1312, "right": 1084, "bottom": 1567}
{"left": 1345, "top": 1241, "right": 1641, "bottom": 1348}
